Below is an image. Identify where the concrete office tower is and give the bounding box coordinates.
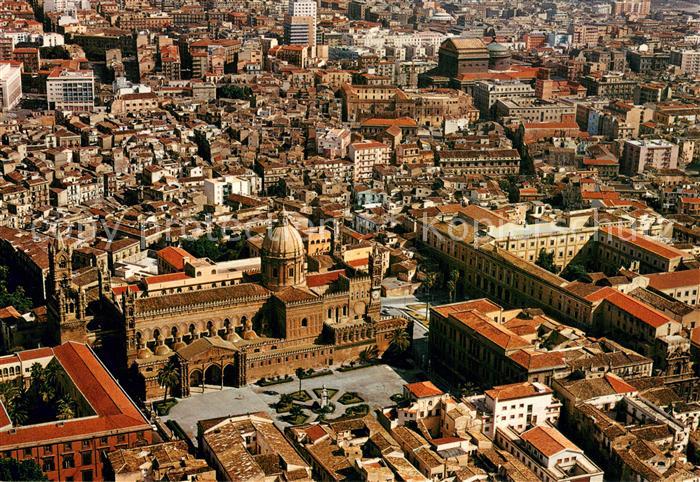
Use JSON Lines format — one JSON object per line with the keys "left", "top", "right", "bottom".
{"left": 284, "top": 0, "right": 317, "bottom": 47}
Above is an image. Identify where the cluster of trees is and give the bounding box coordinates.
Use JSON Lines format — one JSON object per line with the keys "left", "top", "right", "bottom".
{"left": 0, "top": 458, "right": 47, "bottom": 481}
{"left": 217, "top": 85, "right": 255, "bottom": 103}
{"left": 179, "top": 230, "right": 249, "bottom": 262}
{"left": 0, "top": 265, "right": 33, "bottom": 313}
{"left": 0, "top": 363, "right": 76, "bottom": 426}
{"left": 535, "top": 249, "right": 557, "bottom": 273}
{"left": 422, "top": 268, "right": 461, "bottom": 304}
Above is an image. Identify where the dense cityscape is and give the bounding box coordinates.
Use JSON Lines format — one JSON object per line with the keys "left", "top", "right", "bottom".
{"left": 0, "top": 0, "right": 699, "bottom": 479}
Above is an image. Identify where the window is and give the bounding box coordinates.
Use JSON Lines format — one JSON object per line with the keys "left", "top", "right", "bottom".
{"left": 81, "top": 451, "right": 92, "bottom": 465}
{"left": 23, "top": 448, "right": 32, "bottom": 456}
{"left": 301, "top": 318, "right": 308, "bottom": 327}
{"left": 42, "top": 458, "right": 55, "bottom": 472}
{"left": 64, "top": 443, "right": 73, "bottom": 452}
{"left": 99, "top": 437, "right": 108, "bottom": 446}
{"left": 62, "top": 454, "right": 75, "bottom": 469}
{"left": 44, "top": 445, "right": 53, "bottom": 454}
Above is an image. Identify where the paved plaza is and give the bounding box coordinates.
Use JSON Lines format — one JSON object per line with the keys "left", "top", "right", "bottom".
{"left": 163, "top": 363, "right": 424, "bottom": 442}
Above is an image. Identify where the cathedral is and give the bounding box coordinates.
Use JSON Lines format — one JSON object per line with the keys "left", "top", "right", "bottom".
{"left": 48, "top": 210, "right": 410, "bottom": 400}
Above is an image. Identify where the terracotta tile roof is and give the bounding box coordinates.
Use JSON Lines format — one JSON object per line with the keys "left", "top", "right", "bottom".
{"left": 450, "top": 311, "right": 530, "bottom": 351}
{"left": 599, "top": 226, "right": 689, "bottom": 260}
{"left": 587, "top": 287, "right": 673, "bottom": 329}
{"left": 144, "top": 272, "right": 190, "bottom": 285}
{"left": 509, "top": 350, "right": 566, "bottom": 371}
{"left": 432, "top": 298, "right": 502, "bottom": 318}
{"left": 274, "top": 286, "right": 318, "bottom": 303}
{"left": 306, "top": 269, "right": 346, "bottom": 288}
{"left": 16, "top": 347, "right": 53, "bottom": 362}
{"left": 645, "top": 269, "right": 700, "bottom": 291}
{"left": 405, "top": 381, "right": 443, "bottom": 398}
{"left": 521, "top": 426, "right": 580, "bottom": 457}
{"left": 135, "top": 283, "right": 269, "bottom": 313}
{"left": 604, "top": 373, "right": 637, "bottom": 394}
{"left": 485, "top": 381, "right": 552, "bottom": 401}
{"left": 156, "top": 246, "right": 192, "bottom": 271}
{"left": 0, "top": 343, "right": 150, "bottom": 448}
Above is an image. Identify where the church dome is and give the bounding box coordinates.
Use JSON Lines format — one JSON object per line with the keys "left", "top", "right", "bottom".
{"left": 262, "top": 209, "right": 305, "bottom": 259}
{"left": 488, "top": 42, "right": 510, "bottom": 57}
{"left": 261, "top": 209, "right": 307, "bottom": 291}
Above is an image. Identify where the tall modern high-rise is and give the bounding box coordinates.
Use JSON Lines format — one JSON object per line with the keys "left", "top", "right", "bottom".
{"left": 284, "top": 0, "right": 317, "bottom": 47}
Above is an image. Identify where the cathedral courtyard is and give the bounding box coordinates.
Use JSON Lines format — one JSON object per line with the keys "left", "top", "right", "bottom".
{"left": 163, "top": 363, "right": 425, "bottom": 442}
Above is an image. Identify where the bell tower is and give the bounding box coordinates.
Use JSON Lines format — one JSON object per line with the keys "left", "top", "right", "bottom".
{"left": 367, "top": 244, "right": 383, "bottom": 321}
{"left": 47, "top": 235, "right": 87, "bottom": 344}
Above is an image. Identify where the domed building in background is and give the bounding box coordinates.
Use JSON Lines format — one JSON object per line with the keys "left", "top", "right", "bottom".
{"left": 488, "top": 42, "right": 512, "bottom": 71}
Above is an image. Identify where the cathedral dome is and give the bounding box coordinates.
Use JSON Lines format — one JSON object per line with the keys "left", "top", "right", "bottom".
{"left": 261, "top": 209, "right": 307, "bottom": 291}
{"left": 488, "top": 42, "right": 510, "bottom": 57}
{"left": 262, "top": 209, "right": 305, "bottom": 260}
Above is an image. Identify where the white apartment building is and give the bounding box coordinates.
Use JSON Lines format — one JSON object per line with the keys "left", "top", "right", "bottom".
{"left": 47, "top": 67, "right": 95, "bottom": 112}
{"left": 0, "top": 62, "right": 21, "bottom": 110}
{"left": 496, "top": 425, "right": 604, "bottom": 482}
{"left": 349, "top": 140, "right": 390, "bottom": 182}
{"left": 317, "top": 127, "right": 351, "bottom": 158}
{"left": 476, "top": 381, "right": 561, "bottom": 439}
{"left": 203, "top": 175, "right": 256, "bottom": 205}
{"left": 670, "top": 49, "right": 700, "bottom": 76}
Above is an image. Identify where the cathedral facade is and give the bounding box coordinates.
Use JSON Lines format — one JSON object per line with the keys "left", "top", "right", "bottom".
{"left": 48, "top": 210, "right": 410, "bottom": 401}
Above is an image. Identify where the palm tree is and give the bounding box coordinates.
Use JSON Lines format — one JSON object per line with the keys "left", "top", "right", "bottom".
{"left": 56, "top": 398, "right": 75, "bottom": 420}
{"left": 157, "top": 359, "right": 180, "bottom": 402}
{"left": 389, "top": 328, "right": 410, "bottom": 354}
{"left": 423, "top": 271, "right": 437, "bottom": 321}
{"left": 295, "top": 367, "right": 304, "bottom": 394}
{"left": 447, "top": 279, "right": 456, "bottom": 303}
{"left": 359, "top": 345, "right": 379, "bottom": 365}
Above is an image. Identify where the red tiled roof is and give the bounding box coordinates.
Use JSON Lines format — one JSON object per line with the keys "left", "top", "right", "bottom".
{"left": 485, "top": 381, "right": 552, "bottom": 401}
{"left": 0, "top": 343, "right": 150, "bottom": 448}
{"left": 346, "top": 258, "right": 369, "bottom": 268}
{"left": 646, "top": 269, "right": 700, "bottom": 291}
{"left": 112, "top": 285, "right": 141, "bottom": 296}
{"left": 604, "top": 373, "right": 636, "bottom": 394}
{"left": 587, "top": 287, "right": 673, "bottom": 329}
{"left": 521, "top": 426, "right": 580, "bottom": 457}
{"left": 509, "top": 350, "right": 566, "bottom": 371}
{"left": 17, "top": 347, "right": 53, "bottom": 362}
{"left": 144, "top": 272, "right": 190, "bottom": 285}
{"left": 450, "top": 311, "right": 530, "bottom": 351}
{"left": 306, "top": 269, "right": 346, "bottom": 288}
{"left": 156, "top": 246, "right": 192, "bottom": 271}
{"left": 432, "top": 298, "right": 502, "bottom": 318}
{"left": 599, "top": 226, "right": 689, "bottom": 260}
{"left": 405, "top": 381, "right": 443, "bottom": 398}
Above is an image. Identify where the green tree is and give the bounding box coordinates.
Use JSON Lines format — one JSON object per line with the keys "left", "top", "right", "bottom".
{"left": 217, "top": 85, "right": 254, "bottom": 101}
{"left": 180, "top": 237, "right": 221, "bottom": 261}
{"left": 388, "top": 328, "right": 410, "bottom": 354}
{"left": 56, "top": 397, "right": 75, "bottom": 420}
{"left": 535, "top": 249, "right": 557, "bottom": 273}
{"left": 0, "top": 264, "right": 33, "bottom": 313}
{"left": 157, "top": 359, "right": 180, "bottom": 402}
{"left": 359, "top": 345, "right": 379, "bottom": 364}
{"left": 295, "top": 367, "right": 304, "bottom": 393}
{"left": 0, "top": 458, "right": 48, "bottom": 481}
{"left": 423, "top": 271, "right": 436, "bottom": 321}
{"left": 448, "top": 269, "right": 460, "bottom": 302}
{"left": 560, "top": 263, "right": 589, "bottom": 282}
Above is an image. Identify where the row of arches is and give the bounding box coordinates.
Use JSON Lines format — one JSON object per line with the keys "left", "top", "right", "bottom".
{"left": 137, "top": 316, "right": 255, "bottom": 349}
{"left": 188, "top": 364, "right": 236, "bottom": 388}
